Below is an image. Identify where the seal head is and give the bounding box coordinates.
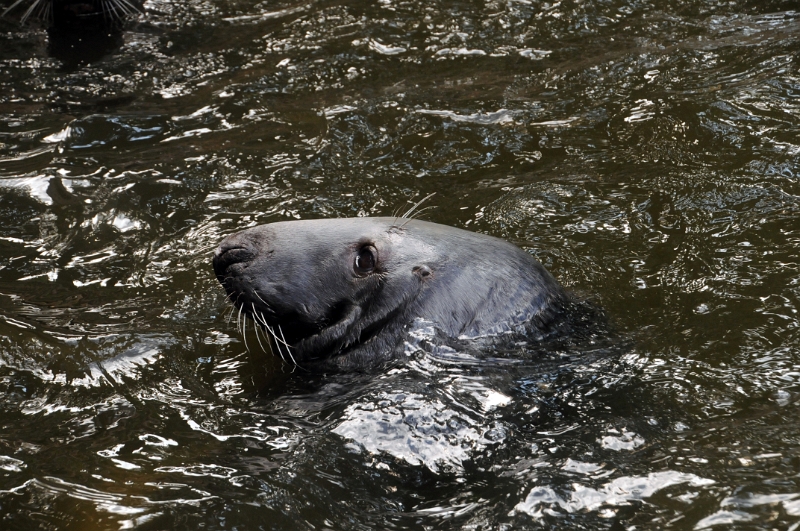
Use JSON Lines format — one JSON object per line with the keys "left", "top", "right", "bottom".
{"left": 213, "top": 217, "right": 566, "bottom": 370}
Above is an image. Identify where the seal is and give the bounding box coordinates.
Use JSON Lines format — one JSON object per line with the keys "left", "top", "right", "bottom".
{"left": 3, "top": 0, "right": 142, "bottom": 26}
{"left": 212, "top": 217, "right": 567, "bottom": 370}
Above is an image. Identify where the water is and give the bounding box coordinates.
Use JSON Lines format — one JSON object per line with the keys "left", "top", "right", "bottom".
{"left": 1, "top": 0, "right": 800, "bottom": 529}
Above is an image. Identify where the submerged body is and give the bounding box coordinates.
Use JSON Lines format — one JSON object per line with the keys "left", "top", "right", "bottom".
{"left": 212, "top": 217, "right": 567, "bottom": 370}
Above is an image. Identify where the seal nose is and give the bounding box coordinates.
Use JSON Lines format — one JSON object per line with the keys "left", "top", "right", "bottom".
{"left": 213, "top": 235, "right": 257, "bottom": 282}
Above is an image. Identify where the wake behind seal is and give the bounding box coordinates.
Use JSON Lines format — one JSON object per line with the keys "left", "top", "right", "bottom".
{"left": 212, "top": 216, "right": 570, "bottom": 371}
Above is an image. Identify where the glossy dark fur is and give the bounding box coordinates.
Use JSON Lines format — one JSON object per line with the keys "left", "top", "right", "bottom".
{"left": 213, "top": 217, "right": 567, "bottom": 370}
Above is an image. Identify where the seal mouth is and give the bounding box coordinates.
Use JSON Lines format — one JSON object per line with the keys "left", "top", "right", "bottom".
{"left": 294, "top": 305, "right": 405, "bottom": 366}
{"left": 226, "top": 280, "right": 418, "bottom": 369}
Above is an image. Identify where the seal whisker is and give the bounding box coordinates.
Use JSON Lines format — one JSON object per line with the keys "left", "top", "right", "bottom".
{"left": 252, "top": 310, "right": 277, "bottom": 357}
{"left": 257, "top": 322, "right": 274, "bottom": 357}
{"left": 231, "top": 292, "right": 244, "bottom": 330}
{"left": 238, "top": 305, "right": 251, "bottom": 352}
{"left": 109, "top": 0, "right": 128, "bottom": 21}
{"left": 243, "top": 313, "right": 251, "bottom": 353}
{"left": 2, "top": 0, "right": 26, "bottom": 17}
{"left": 2, "top": 0, "right": 34, "bottom": 21}
{"left": 252, "top": 290, "right": 274, "bottom": 314}
{"left": 268, "top": 325, "right": 289, "bottom": 365}
{"left": 100, "top": 0, "right": 111, "bottom": 19}
{"left": 278, "top": 325, "right": 301, "bottom": 371}
{"left": 262, "top": 319, "right": 293, "bottom": 351}
{"left": 400, "top": 192, "right": 436, "bottom": 220}
{"left": 253, "top": 290, "right": 272, "bottom": 318}
{"left": 391, "top": 203, "right": 405, "bottom": 227}
{"left": 251, "top": 303, "right": 268, "bottom": 354}
{"left": 101, "top": 0, "right": 113, "bottom": 20}
{"left": 399, "top": 205, "right": 436, "bottom": 228}
{"left": 252, "top": 310, "right": 288, "bottom": 364}
{"left": 266, "top": 320, "right": 300, "bottom": 371}
{"left": 256, "top": 313, "right": 297, "bottom": 369}
{"left": 253, "top": 311, "right": 289, "bottom": 348}
{"left": 21, "top": 0, "right": 43, "bottom": 23}
{"left": 115, "top": 0, "right": 141, "bottom": 16}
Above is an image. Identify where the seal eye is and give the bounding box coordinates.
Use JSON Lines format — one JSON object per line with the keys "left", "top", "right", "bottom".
{"left": 354, "top": 245, "right": 377, "bottom": 276}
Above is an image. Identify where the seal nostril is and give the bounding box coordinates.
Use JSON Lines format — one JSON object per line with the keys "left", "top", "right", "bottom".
{"left": 217, "top": 246, "right": 254, "bottom": 261}
{"left": 212, "top": 242, "right": 257, "bottom": 279}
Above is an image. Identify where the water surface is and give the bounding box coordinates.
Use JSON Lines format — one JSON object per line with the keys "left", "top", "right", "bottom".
{"left": 1, "top": 0, "right": 800, "bottom": 529}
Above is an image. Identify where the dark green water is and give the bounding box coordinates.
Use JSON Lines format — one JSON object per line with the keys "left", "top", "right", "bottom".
{"left": 1, "top": 0, "right": 800, "bottom": 529}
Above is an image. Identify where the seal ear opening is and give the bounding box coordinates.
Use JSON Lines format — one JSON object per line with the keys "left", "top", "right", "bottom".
{"left": 412, "top": 265, "right": 432, "bottom": 279}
